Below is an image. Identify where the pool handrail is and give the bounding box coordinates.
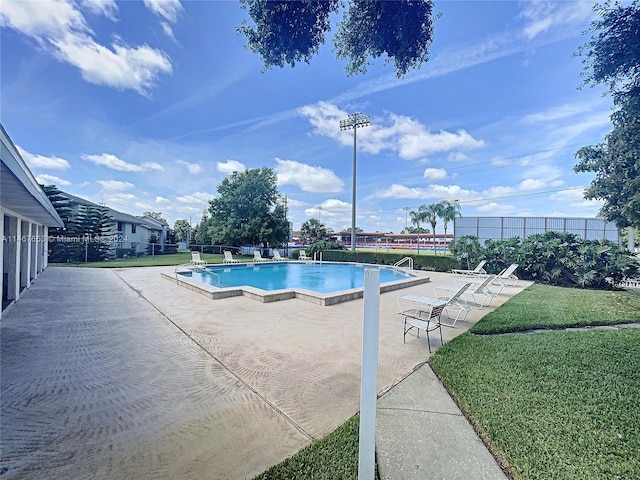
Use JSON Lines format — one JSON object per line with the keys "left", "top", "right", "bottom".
{"left": 394, "top": 257, "right": 414, "bottom": 271}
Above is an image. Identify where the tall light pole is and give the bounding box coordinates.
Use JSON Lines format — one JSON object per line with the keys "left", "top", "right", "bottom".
{"left": 340, "top": 113, "right": 371, "bottom": 252}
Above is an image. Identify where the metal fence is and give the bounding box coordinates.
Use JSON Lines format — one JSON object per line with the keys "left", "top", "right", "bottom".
{"left": 454, "top": 216, "right": 621, "bottom": 245}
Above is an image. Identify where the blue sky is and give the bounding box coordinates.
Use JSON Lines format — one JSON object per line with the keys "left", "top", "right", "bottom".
{"left": 1, "top": 0, "right": 613, "bottom": 234}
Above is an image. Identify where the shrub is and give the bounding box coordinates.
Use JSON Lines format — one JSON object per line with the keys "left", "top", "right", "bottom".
{"left": 321, "top": 250, "right": 458, "bottom": 271}
{"left": 449, "top": 235, "right": 484, "bottom": 270}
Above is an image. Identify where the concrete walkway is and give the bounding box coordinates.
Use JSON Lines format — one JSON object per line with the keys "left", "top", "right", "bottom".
{"left": 1, "top": 266, "right": 529, "bottom": 479}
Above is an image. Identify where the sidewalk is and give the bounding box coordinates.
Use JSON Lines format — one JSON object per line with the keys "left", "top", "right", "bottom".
{"left": 376, "top": 363, "right": 508, "bottom": 480}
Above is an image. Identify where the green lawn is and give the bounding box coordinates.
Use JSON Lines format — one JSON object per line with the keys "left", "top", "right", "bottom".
{"left": 430, "top": 285, "right": 640, "bottom": 480}
{"left": 251, "top": 285, "right": 640, "bottom": 480}
{"left": 50, "top": 252, "right": 253, "bottom": 268}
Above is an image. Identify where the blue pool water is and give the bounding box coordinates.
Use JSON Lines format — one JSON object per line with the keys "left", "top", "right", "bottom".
{"left": 182, "top": 262, "right": 412, "bottom": 294}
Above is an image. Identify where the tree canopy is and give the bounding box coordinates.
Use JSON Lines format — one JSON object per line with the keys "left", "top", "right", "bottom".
{"left": 237, "top": 0, "right": 436, "bottom": 77}
{"left": 574, "top": 0, "right": 640, "bottom": 229}
{"left": 205, "top": 168, "right": 289, "bottom": 248}
{"left": 299, "top": 218, "right": 327, "bottom": 244}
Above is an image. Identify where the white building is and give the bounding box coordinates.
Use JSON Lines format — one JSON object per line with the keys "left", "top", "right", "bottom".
{"left": 1, "top": 124, "right": 64, "bottom": 319}
{"left": 57, "top": 192, "right": 170, "bottom": 257}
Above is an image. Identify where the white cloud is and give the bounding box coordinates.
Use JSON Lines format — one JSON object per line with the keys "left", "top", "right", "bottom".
{"left": 519, "top": 1, "right": 594, "bottom": 40}
{"left": 155, "top": 196, "right": 170, "bottom": 204}
{"left": 143, "top": 0, "right": 183, "bottom": 23}
{"left": 17, "top": 146, "right": 71, "bottom": 170}
{"left": 275, "top": 158, "right": 344, "bottom": 193}
{"left": 36, "top": 173, "right": 71, "bottom": 186}
{"left": 423, "top": 168, "right": 448, "bottom": 181}
{"left": 82, "top": 153, "right": 163, "bottom": 172}
{"left": 178, "top": 160, "right": 202, "bottom": 174}
{"left": 79, "top": 0, "right": 118, "bottom": 21}
{"left": 298, "top": 102, "right": 484, "bottom": 160}
{"left": 217, "top": 159, "right": 246, "bottom": 175}
{"left": 518, "top": 179, "right": 546, "bottom": 191}
{"left": 0, "top": 0, "right": 172, "bottom": 95}
{"left": 141, "top": 161, "right": 164, "bottom": 171}
{"left": 97, "top": 180, "right": 134, "bottom": 190}
{"left": 176, "top": 191, "right": 213, "bottom": 204}
{"left": 476, "top": 202, "right": 518, "bottom": 216}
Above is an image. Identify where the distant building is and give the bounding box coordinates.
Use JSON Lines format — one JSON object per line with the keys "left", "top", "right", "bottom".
{"left": 454, "top": 216, "right": 620, "bottom": 244}
{"left": 1, "top": 124, "right": 64, "bottom": 319}
{"left": 57, "top": 192, "right": 170, "bottom": 257}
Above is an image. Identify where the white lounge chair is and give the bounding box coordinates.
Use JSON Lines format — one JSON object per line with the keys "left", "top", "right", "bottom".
{"left": 223, "top": 250, "right": 240, "bottom": 264}
{"left": 451, "top": 259, "right": 487, "bottom": 276}
{"left": 272, "top": 250, "right": 287, "bottom": 262}
{"left": 497, "top": 263, "right": 519, "bottom": 287}
{"left": 437, "top": 275, "right": 498, "bottom": 308}
{"left": 456, "top": 263, "right": 519, "bottom": 293}
{"left": 190, "top": 251, "right": 207, "bottom": 267}
{"left": 298, "top": 250, "right": 311, "bottom": 261}
{"left": 253, "top": 250, "right": 269, "bottom": 263}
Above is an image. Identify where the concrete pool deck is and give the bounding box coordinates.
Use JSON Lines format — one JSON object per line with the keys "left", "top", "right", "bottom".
{"left": 1, "top": 266, "right": 530, "bottom": 479}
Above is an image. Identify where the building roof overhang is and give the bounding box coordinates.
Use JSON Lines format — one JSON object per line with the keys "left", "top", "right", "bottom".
{"left": 1, "top": 124, "right": 64, "bottom": 228}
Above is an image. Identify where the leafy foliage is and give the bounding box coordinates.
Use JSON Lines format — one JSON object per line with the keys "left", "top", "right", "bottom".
{"left": 322, "top": 249, "right": 458, "bottom": 271}
{"left": 206, "top": 168, "right": 289, "bottom": 248}
{"left": 173, "top": 219, "right": 192, "bottom": 242}
{"left": 456, "top": 232, "right": 638, "bottom": 289}
{"left": 237, "top": 0, "right": 436, "bottom": 77}
{"left": 574, "top": 0, "right": 640, "bottom": 228}
{"left": 333, "top": 0, "right": 436, "bottom": 76}
{"left": 299, "top": 217, "right": 327, "bottom": 244}
{"left": 449, "top": 235, "right": 484, "bottom": 270}
{"left": 43, "top": 185, "right": 113, "bottom": 263}
{"left": 574, "top": 92, "right": 640, "bottom": 228}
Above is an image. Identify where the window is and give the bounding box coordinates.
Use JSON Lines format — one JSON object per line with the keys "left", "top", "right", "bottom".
{"left": 117, "top": 221, "right": 124, "bottom": 232}
{"left": 131, "top": 224, "right": 136, "bottom": 234}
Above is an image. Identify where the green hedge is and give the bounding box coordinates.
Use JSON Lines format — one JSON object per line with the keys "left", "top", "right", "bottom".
{"left": 319, "top": 250, "right": 459, "bottom": 272}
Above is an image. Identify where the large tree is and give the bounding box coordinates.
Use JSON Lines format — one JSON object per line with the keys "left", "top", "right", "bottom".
{"left": 173, "top": 219, "right": 192, "bottom": 242}
{"left": 299, "top": 218, "right": 327, "bottom": 244}
{"left": 574, "top": 0, "right": 640, "bottom": 229}
{"left": 206, "top": 168, "right": 289, "bottom": 248}
{"left": 237, "top": 0, "right": 436, "bottom": 77}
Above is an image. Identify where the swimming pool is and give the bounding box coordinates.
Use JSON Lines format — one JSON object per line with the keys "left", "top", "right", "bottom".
{"left": 168, "top": 262, "right": 429, "bottom": 305}
{"left": 187, "top": 262, "right": 410, "bottom": 292}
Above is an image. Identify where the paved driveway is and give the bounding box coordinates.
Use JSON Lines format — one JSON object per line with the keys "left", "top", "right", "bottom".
{"left": 1, "top": 266, "right": 528, "bottom": 479}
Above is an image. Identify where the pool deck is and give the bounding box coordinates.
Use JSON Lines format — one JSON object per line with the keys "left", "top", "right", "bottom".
{"left": 1, "top": 265, "right": 529, "bottom": 479}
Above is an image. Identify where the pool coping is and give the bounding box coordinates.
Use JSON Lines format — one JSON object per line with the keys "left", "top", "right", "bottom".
{"left": 161, "top": 261, "right": 430, "bottom": 306}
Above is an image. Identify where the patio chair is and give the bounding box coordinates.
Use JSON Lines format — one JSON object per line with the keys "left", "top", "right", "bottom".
{"left": 498, "top": 263, "right": 519, "bottom": 287}
{"left": 451, "top": 259, "right": 487, "bottom": 276}
{"left": 398, "top": 298, "right": 445, "bottom": 353}
{"left": 223, "top": 250, "right": 240, "bottom": 264}
{"left": 298, "top": 250, "right": 311, "bottom": 261}
{"left": 190, "top": 251, "right": 207, "bottom": 267}
{"left": 437, "top": 275, "right": 498, "bottom": 308}
{"left": 253, "top": 250, "right": 269, "bottom": 263}
{"left": 457, "top": 264, "right": 519, "bottom": 294}
{"left": 272, "top": 250, "right": 288, "bottom": 262}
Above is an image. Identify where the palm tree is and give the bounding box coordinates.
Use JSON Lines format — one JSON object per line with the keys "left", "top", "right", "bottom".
{"left": 423, "top": 203, "right": 443, "bottom": 254}
{"left": 440, "top": 200, "right": 461, "bottom": 239}
{"left": 410, "top": 205, "right": 431, "bottom": 253}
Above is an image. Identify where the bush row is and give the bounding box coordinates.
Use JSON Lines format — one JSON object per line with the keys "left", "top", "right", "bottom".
{"left": 449, "top": 231, "right": 638, "bottom": 289}
{"left": 301, "top": 249, "right": 458, "bottom": 272}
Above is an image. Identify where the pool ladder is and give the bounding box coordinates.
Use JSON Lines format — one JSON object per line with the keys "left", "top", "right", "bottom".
{"left": 393, "top": 257, "right": 414, "bottom": 271}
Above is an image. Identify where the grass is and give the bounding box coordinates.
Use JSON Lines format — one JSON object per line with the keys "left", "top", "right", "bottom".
{"left": 470, "top": 284, "right": 640, "bottom": 334}
{"left": 250, "top": 285, "right": 640, "bottom": 480}
{"left": 430, "top": 284, "right": 640, "bottom": 480}
{"left": 49, "top": 252, "right": 252, "bottom": 268}
{"left": 253, "top": 414, "right": 362, "bottom": 480}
